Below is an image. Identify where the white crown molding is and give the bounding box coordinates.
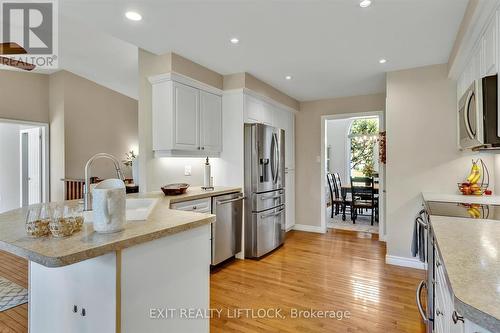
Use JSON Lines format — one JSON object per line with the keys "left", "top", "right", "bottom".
{"left": 243, "top": 88, "right": 299, "bottom": 113}
{"left": 293, "top": 224, "right": 326, "bottom": 234}
{"left": 385, "top": 255, "right": 427, "bottom": 270}
{"left": 448, "top": 0, "right": 500, "bottom": 79}
{"left": 148, "top": 71, "right": 223, "bottom": 96}
{"left": 223, "top": 88, "right": 298, "bottom": 114}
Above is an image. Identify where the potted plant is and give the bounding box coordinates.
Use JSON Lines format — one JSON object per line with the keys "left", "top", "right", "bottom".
{"left": 123, "top": 151, "right": 138, "bottom": 185}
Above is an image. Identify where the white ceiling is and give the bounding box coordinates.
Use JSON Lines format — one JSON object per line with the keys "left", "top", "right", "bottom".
{"left": 58, "top": 0, "right": 468, "bottom": 101}
{"left": 59, "top": 16, "right": 138, "bottom": 99}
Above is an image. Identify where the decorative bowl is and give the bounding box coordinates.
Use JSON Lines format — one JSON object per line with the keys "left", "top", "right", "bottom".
{"left": 161, "top": 183, "right": 190, "bottom": 196}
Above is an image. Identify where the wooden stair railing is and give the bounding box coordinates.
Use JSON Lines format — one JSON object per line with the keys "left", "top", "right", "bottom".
{"left": 62, "top": 178, "right": 85, "bottom": 200}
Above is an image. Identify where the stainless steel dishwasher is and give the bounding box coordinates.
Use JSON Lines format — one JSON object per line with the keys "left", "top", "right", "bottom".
{"left": 211, "top": 193, "right": 244, "bottom": 265}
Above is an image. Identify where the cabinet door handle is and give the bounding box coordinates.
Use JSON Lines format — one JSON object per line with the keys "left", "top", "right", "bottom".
{"left": 73, "top": 305, "right": 78, "bottom": 313}
{"left": 436, "top": 309, "right": 443, "bottom": 316}
{"left": 201, "top": 147, "right": 205, "bottom": 150}
{"left": 416, "top": 280, "right": 428, "bottom": 322}
{"left": 452, "top": 310, "right": 464, "bottom": 324}
{"left": 81, "top": 308, "right": 86, "bottom": 317}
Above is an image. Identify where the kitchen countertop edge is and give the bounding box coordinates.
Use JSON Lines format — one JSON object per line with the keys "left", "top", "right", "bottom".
{"left": 0, "top": 215, "right": 215, "bottom": 268}
{"left": 430, "top": 215, "right": 500, "bottom": 332}
{"left": 0, "top": 186, "right": 241, "bottom": 268}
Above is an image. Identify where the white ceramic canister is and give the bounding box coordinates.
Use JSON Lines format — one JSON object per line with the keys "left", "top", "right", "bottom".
{"left": 92, "top": 179, "right": 126, "bottom": 233}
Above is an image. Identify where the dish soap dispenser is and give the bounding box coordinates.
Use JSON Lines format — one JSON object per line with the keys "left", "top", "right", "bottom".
{"left": 202, "top": 157, "right": 213, "bottom": 190}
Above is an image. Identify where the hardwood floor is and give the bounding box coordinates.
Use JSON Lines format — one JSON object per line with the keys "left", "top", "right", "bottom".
{"left": 0, "top": 250, "right": 28, "bottom": 333}
{"left": 211, "top": 229, "right": 426, "bottom": 333}
{"left": 0, "top": 229, "right": 426, "bottom": 333}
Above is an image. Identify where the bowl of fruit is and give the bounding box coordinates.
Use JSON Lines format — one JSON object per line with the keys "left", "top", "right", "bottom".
{"left": 458, "top": 158, "right": 491, "bottom": 196}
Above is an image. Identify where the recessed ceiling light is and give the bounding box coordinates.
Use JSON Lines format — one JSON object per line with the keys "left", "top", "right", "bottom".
{"left": 230, "top": 38, "right": 239, "bottom": 44}
{"left": 359, "top": 0, "right": 372, "bottom": 8}
{"left": 125, "top": 11, "right": 142, "bottom": 21}
{"left": 285, "top": 75, "right": 293, "bottom": 80}
{"left": 379, "top": 59, "right": 387, "bottom": 64}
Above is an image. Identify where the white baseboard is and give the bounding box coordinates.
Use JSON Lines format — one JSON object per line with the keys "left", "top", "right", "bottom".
{"left": 293, "top": 224, "right": 325, "bottom": 233}
{"left": 385, "top": 255, "right": 427, "bottom": 270}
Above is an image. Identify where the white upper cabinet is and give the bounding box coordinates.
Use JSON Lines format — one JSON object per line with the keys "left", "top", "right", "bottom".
{"left": 200, "top": 90, "right": 222, "bottom": 152}
{"left": 482, "top": 15, "right": 497, "bottom": 77}
{"left": 457, "top": 11, "right": 499, "bottom": 101}
{"left": 244, "top": 94, "right": 263, "bottom": 124}
{"left": 471, "top": 45, "right": 481, "bottom": 82}
{"left": 150, "top": 74, "right": 223, "bottom": 157}
{"left": 244, "top": 94, "right": 273, "bottom": 125}
{"left": 173, "top": 82, "right": 200, "bottom": 150}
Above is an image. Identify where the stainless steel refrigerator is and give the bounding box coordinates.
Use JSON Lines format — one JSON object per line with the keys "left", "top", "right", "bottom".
{"left": 244, "top": 123, "right": 285, "bottom": 258}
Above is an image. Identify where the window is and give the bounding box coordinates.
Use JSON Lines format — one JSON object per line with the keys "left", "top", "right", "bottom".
{"left": 348, "top": 118, "right": 379, "bottom": 178}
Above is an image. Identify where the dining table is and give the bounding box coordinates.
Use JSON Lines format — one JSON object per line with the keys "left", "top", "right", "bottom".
{"left": 340, "top": 183, "right": 380, "bottom": 221}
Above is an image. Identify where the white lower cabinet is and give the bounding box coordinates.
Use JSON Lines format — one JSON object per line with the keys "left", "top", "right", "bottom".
{"left": 434, "top": 250, "right": 493, "bottom": 333}
{"left": 29, "top": 253, "right": 117, "bottom": 333}
{"left": 285, "top": 169, "right": 295, "bottom": 231}
{"left": 29, "top": 226, "right": 211, "bottom": 333}
{"left": 435, "top": 250, "right": 464, "bottom": 333}
{"left": 170, "top": 197, "right": 212, "bottom": 213}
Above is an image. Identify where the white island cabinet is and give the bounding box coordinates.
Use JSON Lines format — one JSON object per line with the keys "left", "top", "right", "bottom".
{"left": 29, "top": 224, "right": 211, "bottom": 333}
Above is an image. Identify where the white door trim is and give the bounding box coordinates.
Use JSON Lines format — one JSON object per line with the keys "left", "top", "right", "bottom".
{"left": 0, "top": 118, "right": 50, "bottom": 203}
{"left": 320, "top": 111, "right": 386, "bottom": 239}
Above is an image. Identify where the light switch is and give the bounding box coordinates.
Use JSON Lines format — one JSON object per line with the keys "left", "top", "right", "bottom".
{"left": 184, "top": 165, "right": 192, "bottom": 176}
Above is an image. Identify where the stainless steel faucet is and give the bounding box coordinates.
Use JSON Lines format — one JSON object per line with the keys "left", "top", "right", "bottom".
{"left": 83, "top": 153, "right": 125, "bottom": 211}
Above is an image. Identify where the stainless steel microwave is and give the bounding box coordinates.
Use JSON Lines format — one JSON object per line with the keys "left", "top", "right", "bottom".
{"left": 458, "top": 75, "right": 499, "bottom": 149}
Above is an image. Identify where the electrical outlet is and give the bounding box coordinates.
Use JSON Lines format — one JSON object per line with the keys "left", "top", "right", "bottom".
{"left": 184, "top": 165, "right": 192, "bottom": 176}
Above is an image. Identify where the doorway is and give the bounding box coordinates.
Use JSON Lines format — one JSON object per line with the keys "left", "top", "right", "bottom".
{"left": 320, "top": 111, "right": 386, "bottom": 240}
{"left": 0, "top": 119, "right": 49, "bottom": 213}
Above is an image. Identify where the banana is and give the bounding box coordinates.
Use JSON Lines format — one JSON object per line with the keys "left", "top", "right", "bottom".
{"left": 470, "top": 173, "right": 481, "bottom": 184}
{"left": 467, "top": 207, "right": 481, "bottom": 218}
{"left": 466, "top": 161, "right": 481, "bottom": 184}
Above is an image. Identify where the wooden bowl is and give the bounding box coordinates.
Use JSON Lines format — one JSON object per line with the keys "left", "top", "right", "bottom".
{"left": 161, "top": 183, "right": 190, "bottom": 196}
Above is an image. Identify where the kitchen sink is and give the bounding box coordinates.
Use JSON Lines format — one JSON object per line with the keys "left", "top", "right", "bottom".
{"left": 83, "top": 198, "right": 159, "bottom": 222}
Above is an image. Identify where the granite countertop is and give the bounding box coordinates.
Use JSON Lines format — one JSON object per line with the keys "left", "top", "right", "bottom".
{"left": 422, "top": 192, "right": 500, "bottom": 205}
{"left": 430, "top": 215, "right": 500, "bottom": 332}
{"left": 0, "top": 186, "right": 241, "bottom": 268}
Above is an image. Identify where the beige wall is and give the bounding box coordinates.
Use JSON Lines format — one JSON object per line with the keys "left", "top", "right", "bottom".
{"left": 223, "top": 72, "right": 300, "bottom": 111}
{"left": 386, "top": 64, "right": 494, "bottom": 259}
{"left": 171, "top": 53, "right": 223, "bottom": 90}
{"left": 61, "top": 71, "right": 138, "bottom": 180}
{"left": 296, "top": 93, "right": 386, "bottom": 228}
{"left": 0, "top": 70, "right": 49, "bottom": 123}
{"left": 222, "top": 73, "right": 245, "bottom": 90}
{"left": 49, "top": 72, "right": 66, "bottom": 200}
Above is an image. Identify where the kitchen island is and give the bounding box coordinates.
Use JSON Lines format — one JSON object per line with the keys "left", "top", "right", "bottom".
{"left": 0, "top": 186, "right": 240, "bottom": 333}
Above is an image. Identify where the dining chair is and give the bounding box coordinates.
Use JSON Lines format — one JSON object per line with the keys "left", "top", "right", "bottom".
{"left": 327, "top": 173, "right": 342, "bottom": 218}
{"left": 350, "top": 177, "right": 377, "bottom": 225}
{"left": 333, "top": 173, "right": 355, "bottom": 221}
